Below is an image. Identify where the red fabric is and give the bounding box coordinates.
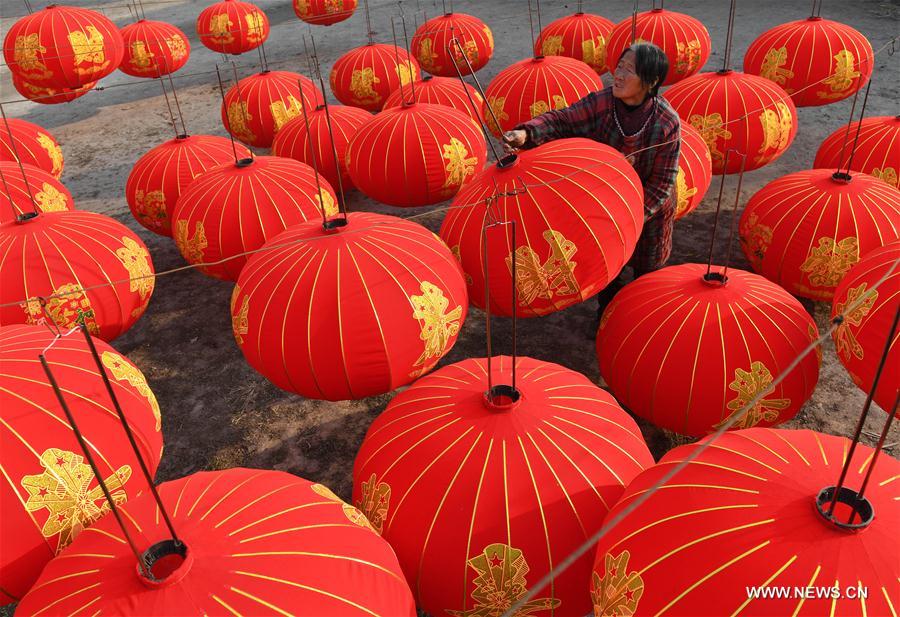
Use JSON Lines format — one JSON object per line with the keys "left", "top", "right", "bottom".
{"left": 346, "top": 102, "right": 486, "bottom": 207}
{"left": 220, "top": 71, "right": 324, "bottom": 148}
{"left": 330, "top": 43, "right": 420, "bottom": 112}
{"left": 126, "top": 135, "right": 250, "bottom": 237}
{"left": 482, "top": 55, "right": 601, "bottom": 137}
{"left": 411, "top": 12, "right": 494, "bottom": 77}
{"left": 605, "top": 8, "right": 711, "bottom": 85}
{"left": 233, "top": 212, "right": 468, "bottom": 400}
{"left": 2, "top": 5, "right": 124, "bottom": 89}
{"left": 0, "top": 324, "right": 163, "bottom": 603}
{"left": 591, "top": 428, "right": 899, "bottom": 617}
{"left": 597, "top": 263, "right": 820, "bottom": 436}
{"left": 675, "top": 122, "right": 713, "bottom": 219}
{"left": 0, "top": 211, "right": 155, "bottom": 341}
{"left": 11, "top": 74, "right": 96, "bottom": 104}
{"left": 383, "top": 75, "right": 485, "bottom": 125}
{"left": 272, "top": 104, "right": 371, "bottom": 194}
{"left": 744, "top": 17, "right": 874, "bottom": 108}
{"left": 739, "top": 168, "right": 900, "bottom": 301}
{"left": 16, "top": 469, "right": 416, "bottom": 616}
{"left": 196, "top": 0, "right": 269, "bottom": 55}
{"left": 171, "top": 155, "right": 334, "bottom": 281}
{"left": 119, "top": 20, "right": 190, "bottom": 78}
{"left": 353, "top": 355, "right": 653, "bottom": 617}
{"left": 831, "top": 240, "right": 900, "bottom": 415}
{"left": 815, "top": 115, "right": 900, "bottom": 189}
{"left": 293, "top": 0, "right": 357, "bottom": 26}
{"left": 439, "top": 137, "right": 644, "bottom": 318}
{"left": 0, "top": 161, "right": 74, "bottom": 224}
{"left": 0, "top": 118, "right": 64, "bottom": 178}
{"left": 535, "top": 12, "right": 615, "bottom": 75}
{"left": 664, "top": 70, "right": 798, "bottom": 174}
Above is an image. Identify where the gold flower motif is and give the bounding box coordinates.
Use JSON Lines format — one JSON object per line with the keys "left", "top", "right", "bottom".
{"left": 689, "top": 113, "right": 731, "bottom": 166}
{"left": 174, "top": 219, "right": 208, "bottom": 265}
{"left": 833, "top": 283, "right": 877, "bottom": 361}
{"left": 36, "top": 132, "right": 64, "bottom": 177}
{"left": 310, "top": 483, "right": 374, "bottom": 530}
{"left": 674, "top": 168, "right": 697, "bottom": 217}
{"left": 442, "top": 137, "right": 478, "bottom": 191}
{"left": 800, "top": 236, "right": 859, "bottom": 289}
{"left": 675, "top": 39, "right": 702, "bottom": 75}
{"left": 758, "top": 46, "right": 794, "bottom": 85}
{"left": 507, "top": 229, "right": 579, "bottom": 307}
{"left": 715, "top": 361, "right": 791, "bottom": 430}
{"left": 582, "top": 34, "right": 607, "bottom": 71}
{"left": 541, "top": 35, "right": 565, "bottom": 57}
{"left": 34, "top": 182, "right": 68, "bottom": 213}
{"left": 102, "top": 351, "right": 161, "bottom": 431}
{"left": 355, "top": 473, "right": 391, "bottom": 534}
{"left": 349, "top": 67, "right": 381, "bottom": 105}
{"left": 410, "top": 281, "right": 462, "bottom": 368}
{"left": 817, "top": 50, "right": 860, "bottom": 99}
{"left": 591, "top": 550, "right": 644, "bottom": 617}
{"left": 69, "top": 26, "right": 109, "bottom": 77}
{"left": 116, "top": 236, "right": 154, "bottom": 301}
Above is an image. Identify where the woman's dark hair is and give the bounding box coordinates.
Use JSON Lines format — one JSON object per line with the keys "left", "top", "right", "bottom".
{"left": 619, "top": 42, "right": 669, "bottom": 97}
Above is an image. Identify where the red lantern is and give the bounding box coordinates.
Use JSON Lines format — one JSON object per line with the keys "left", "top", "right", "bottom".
{"left": 0, "top": 211, "right": 155, "bottom": 341}
{"left": 814, "top": 115, "right": 900, "bottom": 189}
{"left": 665, "top": 70, "right": 798, "bottom": 174}
{"left": 353, "top": 355, "right": 654, "bottom": 616}
{"left": 11, "top": 74, "right": 96, "bottom": 104}
{"left": 119, "top": 19, "right": 190, "bottom": 78}
{"left": 744, "top": 17, "right": 873, "bottom": 107}
{"left": 272, "top": 104, "right": 371, "bottom": 194}
{"left": 293, "top": 0, "right": 357, "bottom": 26}
{"left": 739, "top": 169, "right": 900, "bottom": 301}
{"left": 597, "top": 263, "right": 820, "bottom": 436}
{"left": 674, "top": 121, "right": 713, "bottom": 219}
{"left": 232, "top": 212, "right": 468, "bottom": 400}
{"left": 17, "top": 468, "right": 416, "bottom": 615}
{"left": 126, "top": 134, "right": 251, "bottom": 237}
{"left": 605, "top": 8, "right": 711, "bottom": 85}
{"left": 440, "top": 138, "right": 644, "bottom": 317}
{"left": 330, "top": 43, "right": 420, "bottom": 112}
{"left": 221, "top": 70, "right": 325, "bottom": 148}
{"left": 196, "top": 0, "right": 269, "bottom": 55}
{"left": 0, "top": 161, "right": 74, "bottom": 224}
{"left": 410, "top": 12, "right": 494, "bottom": 77}
{"left": 171, "top": 155, "right": 335, "bottom": 281}
{"left": 346, "top": 103, "right": 486, "bottom": 207}
{"left": 832, "top": 240, "right": 899, "bottom": 414}
{"left": 483, "top": 55, "right": 601, "bottom": 137}
{"left": 2, "top": 4, "right": 124, "bottom": 89}
{"left": 383, "top": 74, "right": 485, "bottom": 124}
{"left": 591, "top": 428, "right": 898, "bottom": 617}
{"left": 0, "top": 324, "right": 163, "bottom": 604}
{"left": 535, "top": 11, "right": 615, "bottom": 75}
{"left": 0, "top": 118, "right": 64, "bottom": 179}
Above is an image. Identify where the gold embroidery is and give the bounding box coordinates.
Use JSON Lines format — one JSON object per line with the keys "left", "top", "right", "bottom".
{"left": 23, "top": 284, "right": 100, "bottom": 335}
{"left": 483, "top": 26, "right": 494, "bottom": 52}
{"left": 689, "top": 113, "right": 731, "bottom": 167}
{"left": 442, "top": 137, "right": 478, "bottom": 191}
{"left": 541, "top": 35, "right": 565, "bottom": 57}
{"left": 450, "top": 245, "right": 474, "bottom": 285}
{"left": 758, "top": 46, "right": 794, "bottom": 86}
{"left": 116, "top": 236, "right": 154, "bottom": 301}
{"left": 102, "top": 351, "right": 161, "bottom": 431}
{"left": 675, "top": 39, "right": 702, "bottom": 76}
{"left": 871, "top": 167, "right": 898, "bottom": 188}
{"left": 349, "top": 67, "right": 381, "bottom": 105}
{"left": 174, "top": 219, "right": 208, "bottom": 265}
{"left": 396, "top": 59, "right": 417, "bottom": 86}
{"left": 800, "top": 237, "right": 859, "bottom": 288}
{"left": 507, "top": 229, "right": 579, "bottom": 306}
{"left": 449, "top": 543, "right": 560, "bottom": 617}
{"left": 755, "top": 102, "right": 792, "bottom": 163}
{"left": 14, "top": 33, "right": 51, "bottom": 79}
{"left": 411, "top": 281, "right": 462, "bottom": 368}
{"left": 591, "top": 551, "right": 644, "bottom": 617}
{"left": 740, "top": 212, "right": 772, "bottom": 270}
{"left": 34, "top": 182, "right": 68, "bottom": 213}
{"left": 582, "top": 35, "right": 607, "bottom": 71}
{"left": 165, "top": 36, "right": 188, "bottom": 60}
{"left": 295, "top": 0, "right": 310, "bottom": 15}
{"left": 134, "top": 189, "right": 168, "bottom": 230}
{"left": 68, "top": 26, "right": 109, "bottom": 77}
{"left": 36, "top": 133, "right": 63, "bottom": 177}
{"left": 22, "top": 448, "right": 131, "bottom": 552}
{"left": 226, "top": 101, "right": 256, "bottom": 143}
{"left": 270, "top": 95, "right": 303, "bottom": 132}
{"left": 817, "top": 50, "right": 860, "bottom": 99}
{"left": 451, "top": 39, "right": 479, "bottom": 69}
{"left": 674, "top": 168, "right": 697, "bottom": 217}
{"left": 486, "top": 96, "right": 509, "bottom": 134}
{"left": 356, "top": 473, "right": 390, "bottom": 534}
{"left": 129, "top": 40, "right": 154, "bottom": 70}
{"left": 529, "top": 95, "right": 567, "bottom": 118}
{"left": 232, "top": 291, "right": 249, "bottom": 345}
{"left": 310, "top": 483, "right": 374, "bottom": 530}
{"left": 833, "top": 283, "right": 877, "bottom": 361}
{"left": 315, "top": 190, "right": 339, "bottom": 217}
{"left": 245, "top": 12, "right": 266, "bottom": 42}
{"left": 418, "top": 37, "right": 440, "bottom": 72}
{"left": 715, "top": 362, "right": 791, "bottom": 430}
{"left": 208, "top": 13, "right": 235, "bottom": 44}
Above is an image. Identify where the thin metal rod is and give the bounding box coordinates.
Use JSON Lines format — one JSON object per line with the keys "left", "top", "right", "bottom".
{"left": 527, "top": 0, "right": 537, "bottom": 55}
{"left": 852, "top": 393, "right": 898, "bottom": 524}
{"left": 833, "top": 80, "right": 862, "bottom": 174}
{"left": 706, "top": 149, "right": 732, "bottom": 277}
{"left": 721, "top": 154, "right": 747, "bottom": 279}
{"left": 156, "top": 69, "right": 180, "bottom": 138}
{"left": 842, "top": 78, "right": 873, "bottom": 176}
{"left": 215, "top": 65, "right": 242, "bottom": 164}
{"left": 309, "top": 35, "right": 348, "bottom": 218}
{"left": 535, "top": 0, "right": 543, "bottom": 37}
{"left": 722, "top": 0, "right": 737, "bottom": 72}
{"left": 23, "top": 0, "right": 33, "bottom": 13}
{"left": 0, "top": 166, "right": 23, "bottom": 222}
{"left": 401, "top": 12, "right": 417, "bottom": 103}
{"left": 483, "top": 210, "right": 494, "bottom": 390}
{"left": 577, "top": 0, "right": 583, "bottom": 14}
{"left": 390, "top": 19, "right": 409, "bottom": 105}
{"left": 0, "top": 103, "right": 39, "bottom": 218}
{"left": 296, "top": 75, "right": 328, "bottom": 227}
{"left": 510, "top": 219, "right": 518, "bottom": 393}
{"left": 137, "top": 0, "right": 147, "bottom": 19}
{"left": 630, "top": 0, "right": 639, "bottom": 43}
{"left": 446, "top": 37, "right": 501, "bottom": 161}
{"left": 164, "top": 66, "right": 188, "bottom": 136}
{"left": 363, "top": 0, "right": 374, "bottom": 44}
{"left": 228, "top": 61, "right": 255, "bottom": 162}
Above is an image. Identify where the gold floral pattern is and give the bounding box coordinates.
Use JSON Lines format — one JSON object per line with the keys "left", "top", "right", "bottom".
{"left": 226, "top": 101, "right": 256, "bottom": 143}
{"left": 740, "top": 212, "right": 772, "bottom": 270}
{"left": 800, "top": 236, "right": 859, "bottom": 288}
{"left": 315, "top": 190, "right": 339, "bottom": 217}
{"left": 270, "top": 95, "right": 303, "bottom": 132}
{"left": 34, "top": 182, "right": 68, "bottom": 213}
{"left": 817, "top": 50, "right": 860, "bottom": 100}
{"left": 14, "top": 33, "right": 51, "bottom": 79}
{"left": 674, "top": 168, "right": 697, "bottom": 217}
{"left": 675, "top": 39, "right": 702, "bottom": 75}
{"left": 833, "top": 283, "right": 877, "bottom": 361}
{"left": 232, "top": 291, "right": 249, "bottom": 345}
{"left": 871, "top": 166, "right": 898, "bottom": 188}
{"left": 591, "top": 551, "right": 644, "bottom": 617}
{"left": 583, "top": 35, "right": 607, "bottom": 71}
{"left": 396, "top": 60, "right": 417, "bottom": 86}
{"left": 134, "top": 189, "right": 168, "bottom": 231}
{"left": 36, "top": 132, "right": 63, "bottom": 177}
{"left": 758, "top": 46, "right": 794, "bottom": 86}
{"left": 174, "top": 219, "right": 208, "bottom": 265}
{"left": 507, "top": 229, "right": 579, "bottom": 307}
{"left": 116, "top": 236, "right": 154, "bottom": 302}
{"left": 410, "top": 281, "right": 462, "bottom": 368}
{"left": 102, "top": 351, "right": 161, "bottom": 431}
{"left": 755, "top": 102, "right": 793, "bottom": 163}
{"left": 716, "top": 361, "right": 791, "bottom": 430}
{"left": 418, "top": 37, "right": 439, "bottom": 72}
{"left": 486, "top": 96, "right": 509, "bottom": 134}
{"left": 129, "top": 40, "right": 154, "bottom": 70}
{"left": 451, "top": 40, "right": 479, "bottom": 69}
{"left": 349, "top": 67, "right": 381, "bottom": 105}
{"left": 245, "top": 12, "right": 266, "bottom": 42}
{"left": 165, "top": 36, "right": 188, "bottom": 60}
{"left": 208, "top": 14, "right": 235, "bottom": 44}
{"left": 23, "top": 284, "right": 100, "bottom": 335}
{"left": 356, "top": 473, "right": 390, "bottom": 534}
{"left": 310, "top": 483, "right": 374, "bottom": 530}
{"left": 450, "top": 245, "right": 474, "bottom": 285}
{"left": 483, "top": 26, "right": 494, "bottom": 52}
{"left": 442, "top": 137, "right": 478, "bottom": 191}
{"left": 529, "top": 95, "right": 567, "bottom": 118}
{"left": 541, "top": 35, "right": 565, "bottom": 57}
{"left": 69, "top": 26, "right": 109, "bottom": 77}
{"left": 689, "top": 113, "right": 731, "bottom": 167}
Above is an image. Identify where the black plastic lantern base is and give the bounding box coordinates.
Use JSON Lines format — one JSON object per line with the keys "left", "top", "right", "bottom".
{"left": 815, "top": 486, "right": 874, "bottom": 530}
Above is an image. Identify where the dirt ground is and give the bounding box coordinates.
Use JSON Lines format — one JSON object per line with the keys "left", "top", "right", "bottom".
{"left": 2, "top": 0, "right": 899, "bottom": 600}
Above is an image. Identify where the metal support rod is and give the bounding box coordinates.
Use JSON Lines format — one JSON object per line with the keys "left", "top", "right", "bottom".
{"left": 215, "top": 65, "right": 243, "bottom": 164}
{"left": 842, "top": 78, "right": 873, "bottom": 176}
{"left": 309, "top": 35, "right": 348, "bottom": 219}
{"left": 363, "top": 0, "right": 374, "bottom": 44}
{"left": 447, "top": 37, "right": 501, "bottom": 161}
{"left": 705, "top": 149, "right": 732, "bottom": 278}
{"left": 156, "top": 67, "right": 180, "bottom": 139}
{"left": 527, "top": 0, "right": 537, "bottom": 54}
{"left": 630, "top": 0, "right": 639, "bottom": 43}
{"left": 721, "top": 155, "right": 747, "bottom": 280}
{"left": 0, "top": 103, "right": 39, "bottom": 218}
{"left": 833, "top": 80, "right": 862, "bottom": 174}
{"left": 296, "top": 75, "right": 328, "bottom": 227}
{"left": 722, "top": 0, "right": 737, "bottom": 72}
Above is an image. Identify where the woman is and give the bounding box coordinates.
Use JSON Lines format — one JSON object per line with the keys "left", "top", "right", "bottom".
{"left": 503, "top": 42, "right": 681, "bottom": 315}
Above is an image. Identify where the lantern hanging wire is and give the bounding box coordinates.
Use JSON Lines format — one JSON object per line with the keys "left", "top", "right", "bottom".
{"left": 154, "top": 61, "right": 189, "bottom": 139}
{"left": 630, "top": 0, "right": 639, "bottom": 43}
{"left": 390, "top": 14, "right": 418, "bottom": 106}
{"left": 840, "top": 78, "right": 873, "bottom": 178}
{"left": 721, "top": 0, "right": 738, "bottom": 72}
{"left": 214, "top": 62, "right": 255, "bottom": 167}
{"left": 703, "top": 148, "right": 747, "bottom": 283}
{"left": 810, "top": 0, "right": 824, "bottom": 18}
{"left": 0, "top": 103, "right": 40, "bottom": 222}
{"left": 363, "top": 0, "right": 375, "bottom": 44}
{"left": 446, "top": 37, "right": 501, "bottom": 162}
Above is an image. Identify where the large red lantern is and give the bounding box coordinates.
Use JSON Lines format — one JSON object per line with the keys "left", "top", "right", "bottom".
{"left": 0, "top": 161, "right": 74, "bottom": 224}
{"left": 483, "top": 55, "right": 601, "bottom": 137}
{"left": 171, "top": 155, "right": 334, "bottom": 281}
{"left": 126, "top": 134, "right": 251, "bottom": 237}
{"left": 410, "top": 12, "right": 494, "bottom": 77}
{"left": 832, "top": 240, "right": 899, "bottom": 414}
{"left": 17, "top": 468, "right": 416, "bottom": 615}
{"left": 814, "top": 115, "right": 900, "bottom": 189}
{"left": 353, "top": 355, "right": 654, "bottom": 616}
{"left": 597, "top": 263, "right": 820, "bottom": 436}
{"left": 0, "top": 117, "right": 64, "bottom": 179}
{"left": 665, "top": 70, "right": 798, "bottom": 174}
{"left": 222, "top": 70, "right": 324, "bottom": 148}
{"left": 440, "top": 138, "right": 644, "bottom": 317}
{"left": 739, "top": 169, "right": 900, "bottom": 301}
{"left": 330, "top": 43, "right": 420, "bottom": 112}
{"left": 384, "top": 74, "right": 485, "bottom": 124}
{"left": 293, "top": 0, "right": 357, "bottom": 26}
{"left": 591, "top": 428, "right": 899, "bottom": 617}
{"left": 535, "top": 11, "right": 615, "bottom": 75}
{"left": 232, "top": 212, "right": 468, "bottom": 400}
{"left": 196, "top": 0, "right": 269, "bottom": 55}
{"left": 744, "top": 17, "right": 873, "bottom": 107}
{"left": 3, "top": 4, "right": 124, "bottom": 89}
{"left": 605, "top": 8, "right": 711, "bottom": 85}
{"left": 0, "top": 211, "right": 155, "bottom": 341}
{"left": 674, "top": 121, "right": 713, "bottom": 219}
{"left": 119, "top": 19, "right": 190, "bottom": 78}
{"left": 0, "top": 324, "right": 163, "bottom": 604}
{"left": 346, "top": 102, "right": 486, "bottom": 207}
{"left": 272, "top": 104, "right": 371, "bottom": 194}
{"left": 10, "top": 74, "right": 96, "bottom": 104}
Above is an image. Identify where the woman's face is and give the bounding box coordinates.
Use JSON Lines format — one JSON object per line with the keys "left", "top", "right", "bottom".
{"left": 612, "top": 50, "right": 650, "bottom": 101}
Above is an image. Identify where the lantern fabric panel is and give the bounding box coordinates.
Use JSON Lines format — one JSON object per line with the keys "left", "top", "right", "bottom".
{"left": 0, "top": 118, "right": 64, "bottom": 179}
{"left": 383, "top": 75, "right": 485, "bottom": 125}
{"left": 410, "top": 12, "right": 494, "bottom": 77}
{"left": 535, "top": 12, "right": 615, "bottom": 75}
{"left": 196, "top": 0, "right": 269, "bottom": 55}
{"left": 11, "top": 74, "right": 96, "bottom": 104}
{"left": 674, "top": 121, "right": 713, "bottom": 219}
{"left": 330, "top": 44, "right": 421, "bottom": 112}
{"left": 814, "top": 116, "right": 900, "bottom": 189}
{"left": 0, "top": 161, "right": 74, "bottom": 224}
{"left": 119, "top": 19, "right": 190, "bottom": 78}
{"left": 293, "top": 0, "right": 357, "bottom": 26}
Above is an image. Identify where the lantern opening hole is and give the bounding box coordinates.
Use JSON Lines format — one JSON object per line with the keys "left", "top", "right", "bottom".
{"left": 235, "top": 157, "right": 254, "bottom": 168}
{"left": 139, "top": 540, "right": 193, "bottom": 587}
{"left": 815, "top": 487, "right": 874, "bottom": 530}
{"left": 497, "top": 154, "right": 519, "bottom": 169}
{"left": 323, "top": 218, "right": 348, "bottom": 231}
{"left": 831, "top": 171, "right": 852, "bottom": 184}
{"left": 422, "top": 74, "right": 434, "bottom": 82}
{"left": 175, "top": 133, "right": 188, "bottom": 140}
{"left": 484, "top": 384, "right": 522, "bottom": 410}
{"left": 16, "top": 211, "right": 39, "bottom": 224}
{"left": 702, "top": 271, "right": 728, "bottom": 286}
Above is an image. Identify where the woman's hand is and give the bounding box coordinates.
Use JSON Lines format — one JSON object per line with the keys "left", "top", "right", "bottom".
{"left": 502, "top": 129, "right": 527, "bottom": 153}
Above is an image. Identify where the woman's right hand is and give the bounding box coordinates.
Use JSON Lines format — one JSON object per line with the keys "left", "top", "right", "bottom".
{"left": 502, "top": 129, "right": 527, "bottom": 153}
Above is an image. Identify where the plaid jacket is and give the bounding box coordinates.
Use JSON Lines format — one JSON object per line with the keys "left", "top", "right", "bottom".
{"left": 515, "top": 86, "right": 681, "bottom": 273}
